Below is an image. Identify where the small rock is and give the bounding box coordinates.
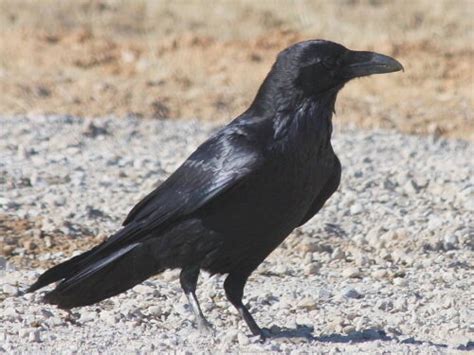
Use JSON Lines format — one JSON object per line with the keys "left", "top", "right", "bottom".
{"left": 443, "top": 235, "right": 459, "bottom": 250}
{"left": 100, "top": 311, "right": 118, "bottom": 324}
{"left": 0, "top": 256, "right": 7, "bottom": 270}
{"left": 22, "top": 240, "right": 36, "bottom": 251}
{"left": 133, "top": 284, "right": 155, "bottom": 295}
{"left": 299, "top": 241, "right": 320, "bottom": 253}
{"left": 237, "top": 332, "right": 249, "bottom": 346}
{"left": 376, "top": 299, "right": 393, "bottom": 311}
{"left": 28, "top": 330, "right": 41, "bottom": 343}
{"left": 2, "top": 245, "right": 15, "bottom": 256}
{"left": 222, "top": 329, "right": 238, "bottom": 344}
{"left": 3, "top": 284, "right": 18, "bottom": 296}
{"left": 350, "top": 203, "right": 363, "bottom": 215}
{"left": 304, "top": 262, "right": 321, "bottom": 275}
{"left": 342, "top": 267, "right": 362, "bottom": 278}
{"left": 352, "top": 234, "right": 367, "bottom": 246}
{"left": 18, "top": 328, "right": 29, "bottom": 339}
{"left": 340, "top": 287, "right": 363, "bottom": 299}
{"left": 318, "top": 288, "right": 332, "bottom": 301}
{"left": 3, "top": 307, "right": 18, "bottom": 318}
{"left": 40, "top": 309, "right": 54, "bottom": 318}
{"left": 297, "top": 297, "right": 318, "bottom": 310}
{"left": 80, "top": 310, "right": 96, "bottom": 322}
{"left": 372, "top": 269, "right": 389, "bottom": 279}
{"left": 366, "top": 228, "right": 384, "bottom": 248}
{"left": 148, "top": 305, "right": 162, "bottom": 316}
{"left": 82, "top": 119, "right": 109, "bottom": 138}
{"left": 393, "top": 277, "right": 407, "bottom": 287}
{"left": 331, "top": 247, "right": 345, "bottom": 260}
{"left": 393, "top": 298, "right": 408, "bottom": 311}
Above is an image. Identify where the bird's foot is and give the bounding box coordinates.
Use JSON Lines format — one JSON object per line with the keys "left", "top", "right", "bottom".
{"left": 253, "top": 327, "right": 272, "bottom": 343}
{"left": 196, "top": 317, "right": 215, "bottom": 336}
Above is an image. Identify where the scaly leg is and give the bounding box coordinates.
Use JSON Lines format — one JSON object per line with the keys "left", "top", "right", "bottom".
{"left": 224, "top": 271, "right": 267, "bottom": 338}
{"left": 179, "top": 266, "right": 213, "bottom": 333}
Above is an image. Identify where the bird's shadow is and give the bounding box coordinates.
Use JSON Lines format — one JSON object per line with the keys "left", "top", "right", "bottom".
{"left": 264, "top": 325, "right": 470, "bottom": 350}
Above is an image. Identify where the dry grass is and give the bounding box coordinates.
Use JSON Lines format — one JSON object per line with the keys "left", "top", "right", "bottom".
{"left": 0, "top": 0, "right": 473, "bottom": 139}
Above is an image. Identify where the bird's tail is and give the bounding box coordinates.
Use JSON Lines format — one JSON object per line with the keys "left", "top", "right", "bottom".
{"left": 27, "top": 225, "right": 162, "bottom": 309}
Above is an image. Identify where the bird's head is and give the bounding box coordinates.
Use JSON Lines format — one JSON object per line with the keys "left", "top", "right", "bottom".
{"left": 251, "top": 40, "right": 403, "bottom": 113}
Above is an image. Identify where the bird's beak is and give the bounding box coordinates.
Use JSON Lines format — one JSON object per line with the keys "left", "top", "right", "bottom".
{"left": 341, "top": 50, "right": 404, "bottom": 79}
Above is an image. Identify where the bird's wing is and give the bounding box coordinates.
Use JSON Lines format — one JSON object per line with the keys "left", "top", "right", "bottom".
{"left": 27, "top": 125, "right": 264, "bottom": 294}
{"left": 122, "top": 126, "right": 263, "bottom": 231}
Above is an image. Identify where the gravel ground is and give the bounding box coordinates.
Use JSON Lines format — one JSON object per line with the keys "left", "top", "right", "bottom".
{"left": 0, "top": 115, "right": 473, "bottom": 353}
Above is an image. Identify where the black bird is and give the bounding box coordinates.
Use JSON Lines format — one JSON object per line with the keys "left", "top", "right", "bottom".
{"left": 28, "top": 40, "right": 402, "bottom": 337}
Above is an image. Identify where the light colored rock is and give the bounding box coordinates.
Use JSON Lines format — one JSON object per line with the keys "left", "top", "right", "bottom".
{"left": 393, "top": 278, "right": 408, "bottom": 287}
{"left": 304, "top": 263, "right": 320, "bottom": 275}
{"left": 237, "top": 332, "right": 249, "bottom": 346}
{"left": 28, "top": 330, "right": 41, "bottom": 343}
{"left": 350, "top": 203, "right": 364, "bottom": 215}
{"left": 331, "top": 247, "right": 345, "bottom": 260}
{"left": 342, "top": 267, "right": 362, "bottom": 278}
{"left": 2, "top": 284, "right": 18, "bottom": 296}
{"left": 133, "top": 284, "right": 155, "bottom": 295}
{"left": 297, "top": 297, "right": 318, "bottom": 311}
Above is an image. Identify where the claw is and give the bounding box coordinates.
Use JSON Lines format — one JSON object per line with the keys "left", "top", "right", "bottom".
{"left": 196, "top": 317, "right": 214, "bottom": 335}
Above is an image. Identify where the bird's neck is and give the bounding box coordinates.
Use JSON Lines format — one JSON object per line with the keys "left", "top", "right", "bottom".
{"left": 268, "top": 93, "right": 337, "bottom": 150}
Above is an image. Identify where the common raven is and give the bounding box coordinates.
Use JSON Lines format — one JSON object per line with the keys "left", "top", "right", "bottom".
{"left": 28, "top": 40, "right": 403, "bottom": 337}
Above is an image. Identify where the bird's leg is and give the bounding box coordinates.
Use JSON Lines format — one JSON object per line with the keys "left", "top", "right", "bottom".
{"left": 179, "top": 266, "right": 213, "bottom": 333}
{"left": 224, "top": 272, "right": 267, "bottom": 339}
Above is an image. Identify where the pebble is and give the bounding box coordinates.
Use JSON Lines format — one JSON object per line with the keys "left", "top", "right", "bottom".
{"left": 297, "top": 297, "right": 318, "bottom": 310}
{"left": 393, "top": 278, "right": 408, "bottom": 287}
{"left": 340, "top": 287, "right": 363, "bottom": 299}
{"left": 0, "top": 256, "right": 8, "bottom": 270}
{"left": 28, "top": 330, "right": 41, "bottom": 343}
{"left": 372, "top": 269, "right": 389, "bottom": 279}
{"left": 133, "top": 284, "right": 155, "bottom": 295}
{"left": 331, "top": 247, "right": 345, "bottom": 260}
{"left": 304, "top": 263, "right": 320, "bottom": 275}
{"left": 237, "top": 332, "right": 249, "bottom": 346}
{"left": 2, "top": 284, "right": 18, "bottom": 296}
{"left": 80, "top": 311, "right": 97, "bottom": 322}
{"left": 350, "top": 203, "right": 364, "bottom": 215}
{"left": 443, "top": 235, "right": 459, "bottom": 250}
{"left": 342, "top": 267, "right": 362, "bottom": 278}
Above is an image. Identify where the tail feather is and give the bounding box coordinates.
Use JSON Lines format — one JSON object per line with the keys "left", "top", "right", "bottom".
{"left": 27, "top": 221, "right": 164, "bottom": 309}
{"left": 27, "top": 222, "right": 146, "bottom": 293}
{"left": 44, "top": 243, "right": 162, "bottom": 309}
{"left": 27, "top": 244, "right": 102, "bottom": 293}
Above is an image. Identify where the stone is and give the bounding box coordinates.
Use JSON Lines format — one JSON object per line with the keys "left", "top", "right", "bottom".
{"left": 3, "top": 284, "right": 18, "bottom": 296}
{"left": 304, "top": 263, "right": 320, "bottom": 275}
{"left": 297, "top": 297, "right": 318, "bottom": 311}
{"left": 340, "top": 287, "right": 363, "bottom": 299}
{"left": 28, "top": 330, "right": 41, "bottom": 343}
{"left": 350, "top": 203, "right": 363, "bottom": 215}
{"left": 393, "top": 277, "right": 408, "bottom": 287}
{"left": 237, "top": 332, "right": 249, "bottom": 346}
{"left": 331, "top": 247, "right": 345, "bottom": 260}
{"left": 443, "top": 235, "right": 459, "bottom": 250}
{"left": 133, "top": 284, "right": 155, "bottom": 295}
{"left": 342, "top": 267, "right": 362, "bottom": 278}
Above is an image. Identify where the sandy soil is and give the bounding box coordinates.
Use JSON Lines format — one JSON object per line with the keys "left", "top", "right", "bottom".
{"left": 0, "top": 0, "right": 473, "bottom": 140}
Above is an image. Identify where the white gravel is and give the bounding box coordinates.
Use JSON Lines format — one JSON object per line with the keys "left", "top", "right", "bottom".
{"left": 1, "top": 115, "right": 473, "bottom": 353}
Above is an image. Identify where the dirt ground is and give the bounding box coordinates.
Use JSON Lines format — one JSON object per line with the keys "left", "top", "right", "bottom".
{"left": 0, "top": 0, "right": 473, "bottom": 140}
